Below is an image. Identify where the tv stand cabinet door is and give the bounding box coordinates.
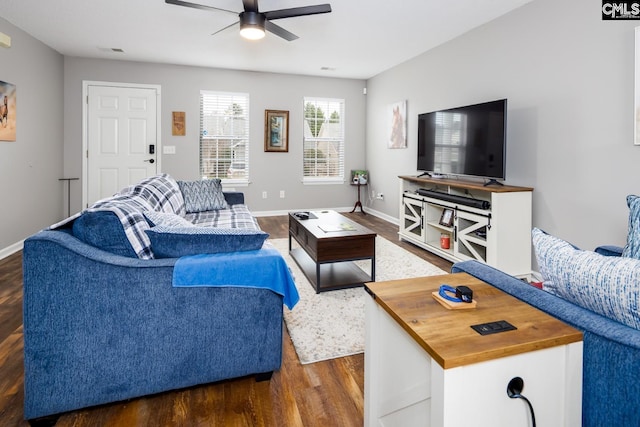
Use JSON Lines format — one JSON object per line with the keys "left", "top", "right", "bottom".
{"left": 401, "top": 195, "right": 425, "bottom": 241}
{"left": 453, "top": 210, "right": 489, "bottom": 264}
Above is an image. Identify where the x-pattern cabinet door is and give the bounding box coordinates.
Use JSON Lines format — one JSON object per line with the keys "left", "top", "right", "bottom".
{"left": 401, "top": 196, "right": 425, "bottom": 241}
{"left": 454, "top": 210, "right": 489, "bottom": 263}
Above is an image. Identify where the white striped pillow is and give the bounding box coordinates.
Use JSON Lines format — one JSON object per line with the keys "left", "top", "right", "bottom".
{"left": 533, "top": 228, "right": 640, "bottom": 330}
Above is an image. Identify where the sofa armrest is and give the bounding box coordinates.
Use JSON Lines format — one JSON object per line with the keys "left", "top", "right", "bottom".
{"left": 451, "top": 259, "right": 640, "bottom": 427}
{"left": 594, "top": 245, "right": 623, "bottom": 257}
{"left": 451, "top": 260, "right": 640, "bottom": 348}
{"left": 224, "top": 191, "right": 244, "bottom": 205}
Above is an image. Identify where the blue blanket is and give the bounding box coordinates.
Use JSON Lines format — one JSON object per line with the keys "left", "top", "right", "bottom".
{"left": 172, "top": 248, "right": 299, "bottom": 309}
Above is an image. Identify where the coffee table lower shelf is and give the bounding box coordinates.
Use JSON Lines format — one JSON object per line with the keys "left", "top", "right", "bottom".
{"left": 289, "top": 247, "right": 372, "bottom": 293}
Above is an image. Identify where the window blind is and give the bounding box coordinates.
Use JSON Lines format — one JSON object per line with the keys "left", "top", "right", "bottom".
{"left": 200, "top": 90, "right": 250, "bottom": 184}
{"left": 303, "top": 97, "right": 345, "bottom": 184}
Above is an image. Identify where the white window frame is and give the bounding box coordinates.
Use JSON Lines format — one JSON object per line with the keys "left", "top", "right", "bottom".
{"left": 303, "top": 97, "right": 345, "bottom": 185}
{"left": 199, "top": 90, "right": 250, "bottom": 186}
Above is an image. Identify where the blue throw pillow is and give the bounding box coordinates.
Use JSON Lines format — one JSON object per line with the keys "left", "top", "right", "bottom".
{"left": 177, "top": 179, "right": 228, "bottom": 213}
{"left": 145, "top": 226, "right": 269, "bottom": 258}
{"left": 532, "top": 227, "right": 640, "bottom": 330}
{"left": 622, "top": 195, "right": 640, "bottom": 259}
{"left": 72, "top": 211, "right": 137, "bottom": 258}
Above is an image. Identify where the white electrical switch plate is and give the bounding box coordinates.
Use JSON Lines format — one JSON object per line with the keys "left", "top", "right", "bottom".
{"left": 0, "top": 32, "right": 11, "bottom": 49}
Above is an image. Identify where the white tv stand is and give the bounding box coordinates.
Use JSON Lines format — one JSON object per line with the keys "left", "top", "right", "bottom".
{"left": 398, "top": 175, "right": 533, "bottom": 278}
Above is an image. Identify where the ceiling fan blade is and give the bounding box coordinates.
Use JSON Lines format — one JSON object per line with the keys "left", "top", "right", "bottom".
{"left": 211, "top": 20, "right": 239, "bottom": 36}
{"left": 265, "top": 20, "right": 298, "bottom": 41}
{"left": 165, "top": 0, "right": 237, "bottom": 15}
{"left": 264, "top": 4, "right": 331, "bottom": 20}
{"left": 242, "top": 0, "right": 259, "bottom": 13}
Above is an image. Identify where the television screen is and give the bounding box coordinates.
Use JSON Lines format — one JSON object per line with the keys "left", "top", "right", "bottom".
{"left": 417, "top": 99, "right": 507, "bottom": 180}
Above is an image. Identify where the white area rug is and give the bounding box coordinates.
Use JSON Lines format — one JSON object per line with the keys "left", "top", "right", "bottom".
{"left": 269, "top": 236, "right": 446, "bottom": 365}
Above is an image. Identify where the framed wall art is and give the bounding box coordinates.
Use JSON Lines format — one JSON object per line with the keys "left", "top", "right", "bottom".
{"left": 265, "top": 109, "right": 289, "bottom": 152}
{"left": 172, "top": 111, "right": 185, "bottom": 136}
{"left": 388, "top": 100, "right": 407, "bottom": 149}
{"left": 0, "top": 80, "right": 16, "bottom": 142}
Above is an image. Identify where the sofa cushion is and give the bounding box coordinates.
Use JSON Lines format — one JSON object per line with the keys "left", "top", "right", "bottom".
{"left": 145, "top": 226, "right": 268, "bottom": 258}
{"left": 178, "top": 179, "right": 228, "bottom": 213}
{"left": 622, "top": 195, "right": 640, "bottom": 259}
{"left": 144, "top": 211, "right": 194, "bottom": 228}
{"left": 184, "top": 204, "right": 260, "bottom": 230}
{"left": 532, "top": 227, "right": 640, "bottom": 330}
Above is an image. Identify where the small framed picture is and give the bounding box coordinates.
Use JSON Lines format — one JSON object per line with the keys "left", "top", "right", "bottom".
{"left": 439, "top": 208, "right": 454, "bottom": 227}
{"left": 264, "top": 110, "right": 289, "bottom": 152}
{"left": 172, "top": 111, "right": 185, "bottom": 136}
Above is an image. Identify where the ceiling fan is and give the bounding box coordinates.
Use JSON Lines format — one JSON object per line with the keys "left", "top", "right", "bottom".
{"left": 165, "top": 0, "right": 332, "bottom": 41}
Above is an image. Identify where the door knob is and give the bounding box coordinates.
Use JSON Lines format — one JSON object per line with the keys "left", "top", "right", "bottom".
{"left": 144, "top": 159, "right": 155, "bottom": 164}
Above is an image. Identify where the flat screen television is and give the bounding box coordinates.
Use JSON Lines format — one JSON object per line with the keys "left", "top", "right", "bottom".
{"left": 417, "top": 99, "right": 507, "bottom": 182}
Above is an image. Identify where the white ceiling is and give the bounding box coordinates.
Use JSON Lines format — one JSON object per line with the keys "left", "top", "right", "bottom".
{"left": 0, "top": 0, "right": 532, "bottom": 80}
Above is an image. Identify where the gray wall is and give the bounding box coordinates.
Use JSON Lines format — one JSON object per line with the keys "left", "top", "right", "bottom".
{"left": 0, "top": 17, "right": 64, "bottom": 256}
{"left": 63, "top": 58, "right": 366, "bottom": 214}
{"left": 5, "top": 0, "right": 639, "bottom": 261}
{"left": 365, "top": 0, "right": 640, "bottom": 253}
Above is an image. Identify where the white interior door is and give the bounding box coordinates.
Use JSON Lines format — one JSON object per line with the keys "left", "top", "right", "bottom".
{"left": 85, "top": 84, "right": 160, "bottom": 206}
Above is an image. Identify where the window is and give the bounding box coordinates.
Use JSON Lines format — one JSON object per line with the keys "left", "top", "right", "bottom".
{"left": 303, "top": 97, "right": 345, "bottom": 184}
{"left": 200, "top": 91, "right": 249, "bottom": 184}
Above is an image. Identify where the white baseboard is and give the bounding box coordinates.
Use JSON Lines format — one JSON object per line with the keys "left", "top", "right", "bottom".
{"left": 0, "top": 240, "right": 24, "bottom": 260}
{"left": 362, "top": 207, "right": 398, "bottom": 225}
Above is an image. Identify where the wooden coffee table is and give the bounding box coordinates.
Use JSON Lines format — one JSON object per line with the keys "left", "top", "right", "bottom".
{"left": 288, "top": 210, "right": 377, "bottom": 293}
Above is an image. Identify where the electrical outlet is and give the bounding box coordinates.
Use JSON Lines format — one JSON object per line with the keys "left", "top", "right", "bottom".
{"left": 262, "top": 191, "right": 267, "bottom": 199}
{"left": 376, "top": 193, "right": 384, "bottom": 200}
{"left": 280, "top": 190, "right": 285, "bottom": 198}
{"left": 371, "top": 189, "right": 376, "bottom": 198}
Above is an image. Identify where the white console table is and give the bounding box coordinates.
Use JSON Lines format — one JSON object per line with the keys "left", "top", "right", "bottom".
{"left": 364, "top": 273, "right": 583, "bottom": 427}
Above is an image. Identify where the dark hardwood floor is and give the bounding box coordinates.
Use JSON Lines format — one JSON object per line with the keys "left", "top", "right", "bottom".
{"left": 0, "top": 213, "right": 452, "bottom": 426}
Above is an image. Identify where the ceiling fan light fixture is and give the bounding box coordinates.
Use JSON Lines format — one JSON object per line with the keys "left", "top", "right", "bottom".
{"left": 240, "top": 26, "right": 265, "bottom": 40}
{"left": 239, "top": 11, "right": 266, "bottom": 40}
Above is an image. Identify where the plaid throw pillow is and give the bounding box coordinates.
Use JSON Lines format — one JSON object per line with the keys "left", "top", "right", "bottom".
{"left": 143, "top": 211, "right": 194, "bottom": 228}
{"left": 184, "top": 204, "right": 260, "bottom": 230}
{"left": 131, "top": 174, "right": 186, "bottom": 216}
{"left": 178, "top": 179, "right": 228, "bottom": 213}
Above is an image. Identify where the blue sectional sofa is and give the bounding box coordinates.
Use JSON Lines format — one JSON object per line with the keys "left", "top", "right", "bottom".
{"left": 453, "top": 254, "right": 640, "bottom": 426}
{"left": 22, "top": 174, "right": 298, "bottom": 423}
